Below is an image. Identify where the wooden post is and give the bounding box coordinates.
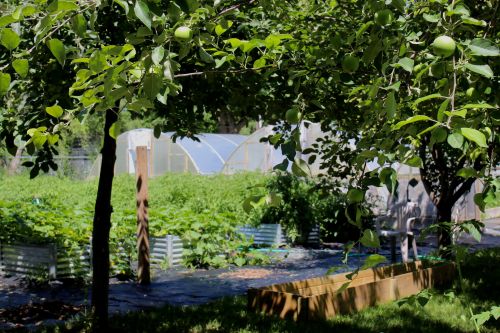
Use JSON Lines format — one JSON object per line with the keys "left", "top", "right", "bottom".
{"left": 136, "top": 146, "right": 150, "bottom": 285}
{"left": 48, "top": 243, "right": 57, "bottom": 279}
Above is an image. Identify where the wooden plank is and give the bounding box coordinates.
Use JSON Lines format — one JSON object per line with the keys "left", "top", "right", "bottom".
{"left": 249, "top": 261, "right": 455, "bottom": 320}
{"left": 136, "top": 146, "right": 151, "bottom": 285}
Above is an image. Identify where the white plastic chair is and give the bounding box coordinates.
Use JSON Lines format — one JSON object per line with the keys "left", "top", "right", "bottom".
{"left": 375, "top": 201, "right": 420, "bottom": 263}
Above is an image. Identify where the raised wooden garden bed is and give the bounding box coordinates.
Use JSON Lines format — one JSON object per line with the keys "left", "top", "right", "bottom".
{"left": 248, "top": 260, "right": 455, "bottom": 321}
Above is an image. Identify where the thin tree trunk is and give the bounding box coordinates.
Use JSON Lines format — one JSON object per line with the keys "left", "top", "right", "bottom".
{"left": 436, "top": 203, "right": 453, "bottom": 258}
{"left": 8, "top": 147, "right": 23, "bottom": 175}
{"left": 91, "top": 108, "right": 118, "bottom": 331}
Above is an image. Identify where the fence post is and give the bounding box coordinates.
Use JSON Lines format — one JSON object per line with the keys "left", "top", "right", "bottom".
{"left": 136, "top": 146, "right": 151, "bottom": 285}
{"left": 167, "top": 235, "right": 173, "bottom": 267}
{"left": 48, "top": 244, "right": 57, "bottom": 279}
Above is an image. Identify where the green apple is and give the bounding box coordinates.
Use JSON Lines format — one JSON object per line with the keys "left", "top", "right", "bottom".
{"left": 374, "top": 9, "right": 394, "bottom": 26}
{"left": 429, "top": 62, "right": 446, "bottom": 77}
{"left": 466, "top": 87, "right": 479, "bottom": 99}
{"left": 432, "top": 36, "right": 456, "bottom": 58}
{"left": 174, "top": 26, "right": 193, "bottom": 40}
{"left": 342, "top": 55, "right": 360, "bottom": 73}
{"left": 285, "top": 107, "right": 301, "bottom": 124}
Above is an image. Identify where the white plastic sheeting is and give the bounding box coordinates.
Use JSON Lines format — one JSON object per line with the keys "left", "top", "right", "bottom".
{"left": 89, "top": 129, "right": 246, "bottom": 177}
{"left": 222, "top": 123, "right": 325, "bottom": 175}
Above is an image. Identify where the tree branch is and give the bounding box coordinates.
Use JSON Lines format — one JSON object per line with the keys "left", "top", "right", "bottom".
{"left": 28, "top": 3, "right": 94, "bottom": 54}
{"left": 174, "top": 65, "right": 276, "bottom": 78}
{"left": 217, "top": 0, "right": 257, "bottom": 17}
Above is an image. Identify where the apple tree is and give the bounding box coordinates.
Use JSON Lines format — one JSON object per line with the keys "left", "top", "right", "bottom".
{"left": 0, "top": 0, "right": 291, "bottom": 328}
{"left": 273, "top": 0, "right": 499, "bottom": 256}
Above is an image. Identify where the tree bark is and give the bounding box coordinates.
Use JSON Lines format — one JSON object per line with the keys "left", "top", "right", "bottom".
{"left": 91, "top": 108, "right": 118, "bottom": 331}
{"left": 136, "top": 146, "right": 150, "bottom": 285}
{"left": 8, "top": 147, "right": 24, "bottom": 175}
{"left": 436, "top": 202, "right": 453, "bottom": 258}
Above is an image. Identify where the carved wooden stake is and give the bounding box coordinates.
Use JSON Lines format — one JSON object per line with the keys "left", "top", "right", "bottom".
{"left": 136, "top": 146, "right": 150, "bottom": 285}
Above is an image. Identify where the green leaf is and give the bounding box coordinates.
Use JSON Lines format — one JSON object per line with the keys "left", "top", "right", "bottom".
{"left": 89, "top": 51, "right": 107, "bottom": 73}
{"left": 384, "top": 92, "right": 397, "bottom": 119}
{"left": 214, "top": 56, "right": 226, "bottom": 69}
{"left": 360, "top": 229, "right": 380, "bottom": 248}
{"left": 224, "top": 38, "right": 243, "bottom": 48}
{"left": 431, "top": 127, "right": 448, "bottom": 143}
{"left": 463, "top": 222, "right": 482, "bottom": 242}
{"left": 460, "top": 103, "right": 495, "bottom": 110}
{"left": 32, "top": 135, "right": 47, "bottom": 149}
{"left": 114, "top": 0, "right": 130, "bottom": 14}
{"left": 215, "top": 20, "right": 233, "bottom": 36}
{"left": 47, "top": 38, "right": 66, "bottom": 66}
{"left": 242, "top": 195, "right": 263, "bottom": 213}
{"left": 152, "top": 46, "right": 165, "bottom": 65}
{"left": 474, "top": 193, "right": 486, "bottom": 212}
{"left": 490, "top": 306, "right": 500, "bottom": 320}
{"left": 47, "top": 133, "right": 59, "bottom": 145}
{"left": 265, "top": 192, "right": 281, "bottom": 207}
{"left": 22, "top": 5, "right": 37, "bottom": 17}
{"left": 356, "top": 21, "right": 373, "bottom": 39}
{"left": 291, "top": 158, "right": 310, "bottom": 177}
{"left": 361, "top": 254, "right": 386, "bottom": 270}
{"left": 397, "top": 57, "right": 414, "bottom": 72}
{"left": 241, "top": 39, "right": 264, "bottom": 53}
{"left": 462, "top": 17, "right": 486, "bottom": 26}
{"left": 326, "top": 265, "right": 345, "bottom": 275}
{"left": 0, "top": 15, "right": 16, "bottom": 28}
{"left": 253, "top": 57, "right": 266, "bottom": 69}
{"left": 134, "top": 0, "right": 152, "bottom": 30}
{"left": 199, "top": 48, "right": 214, "bottom": 63}
{"left": 444, "top": 109, "right": 467, "bottom": 118}
{"left": 234, "top": 257, "right": 246, "bottom": 267}
{"left": 347, "top": 189, "right": 364, "bottom": 203}
{"left": 460, "top": 128, "right": 488, "bottom": 147}
{"left": 412, "top": 93, "right": 443, "bottom": 108}
{"left": 45, "top": 104, "right": 63, "bottom": 118}
{"left": 393, "top": 115, "right": 433, "bottom": 130}
{"left": 422, "top": 13, "right": 439, "bottom": 22}
{"left": 456, "top": 167, "right": 477, "bottom": 179}
{"left": 143, "top": 73, "right": 162, "bottom": 99}
{"left": 447, "top": 132, "right": 464, "bottom": 149}
{"left": 0, "top": 28, "right": 21, "bottom": 51}
{"left": 437, "top": 98, "right": 450, "bottom": 122}
{"left": 468, "top": 38, "right": 499, "bottom": 57}
{"left": 406, "top": 156, "right": 422, "bottom": 168}
{"left": 472, "top": 312, "right": 491, "bottom": 326}
{"left": 109, "top": 121, "right": 120, "bottom": 139}
{"left": 464, "top": 63, "right": 493, "bottom": 78}
{"left": 47, "top": 0, "right": 79, "bottom": 12}
{"left": 417, "top": 123, "right": 440, "bottom": 138}
{"left": 362, "top": 39, "right": 383, "bottom": 64}
{"left": 12, "top": 59, "right": 28, "bottom": 78}
{"left": 71, "top": 14, "right": 87, "bottom": 38}
{"left": 0, "top": 72, "right": 11, "bottom": 96}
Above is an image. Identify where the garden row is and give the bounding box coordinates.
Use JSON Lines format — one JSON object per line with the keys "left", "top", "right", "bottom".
{"left": 0, "top": 172, "right": 368, "bottom": 276}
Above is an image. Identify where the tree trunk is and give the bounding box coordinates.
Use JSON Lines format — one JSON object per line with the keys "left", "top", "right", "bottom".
{"left": 91, "top": 109, "right": 118, "bottom": 331}
{"left": 8, "top": 147, "right": 24, "bottom": 175}
{"left": 436, "top": 203, "right": 453, "bottom": 259}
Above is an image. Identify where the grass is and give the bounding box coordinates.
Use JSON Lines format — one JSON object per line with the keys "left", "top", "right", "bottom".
{"left": 39, "top": 248, "right": 500, "bottom": 333}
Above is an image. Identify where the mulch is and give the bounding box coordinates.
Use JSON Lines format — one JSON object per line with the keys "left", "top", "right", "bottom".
{"left": 0, "top": 301, "right": 84, "bottom": 327}
{"left": 217, "top": 268, "right": 274, "bottom": 279}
